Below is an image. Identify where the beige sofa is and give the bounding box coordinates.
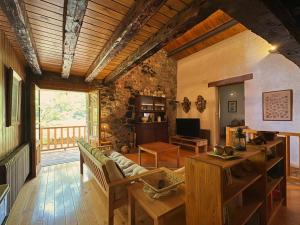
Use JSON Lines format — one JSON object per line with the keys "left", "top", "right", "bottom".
{"left": 77, "top": 139, "right": 158, "bottom": 225}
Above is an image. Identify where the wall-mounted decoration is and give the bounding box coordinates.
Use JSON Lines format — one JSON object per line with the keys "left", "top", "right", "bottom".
{"left": 228, "top": 101, "right": 237, "bottom": 113}
{"left": 263, "top": 89, "right": 293, "bottom": 121}
{"left": 141, "top": 63, "right": 156, "bottom": 76}
{"left": 195, "top": 95, "right": 206, "bottom": 113}
{"left": 181, "top": 97, "right": 191, "bottom": 113}
{"left": 4, "top": 66, "right": 22, "bottom": 127}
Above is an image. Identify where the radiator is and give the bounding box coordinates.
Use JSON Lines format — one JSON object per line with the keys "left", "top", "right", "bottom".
{"left": 0, "top": 144, "right": 30, "bottom": 211}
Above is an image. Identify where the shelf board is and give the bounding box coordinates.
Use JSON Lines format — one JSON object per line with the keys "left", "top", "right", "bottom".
{"left": 267, "top": 156, "right": 283, "bottom": 171}
{"left": 267, "top": 177, "right": 283, "bottom": 195}
{"left": 267, "top": 199, "right": 284, "bottom": 225}
{"left": 230, "top": 199, "right": 263, "bottom": 225}
{"left": 224, "top": 173, "right": 262, "bottom": 204}
{"left": 248, "top": 138, "right": 283, "bottom": 150}
{"left": 194, "top": 151, "right": 262, "bottom": 169}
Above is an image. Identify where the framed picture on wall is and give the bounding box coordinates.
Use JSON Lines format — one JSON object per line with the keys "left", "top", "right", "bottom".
{"left": 4, "top": 65, "right": 22, "bottom": 127}
{"left": 228, "top": 101, "right": 237, "bottom": 113}
{"left": 263, "top": 89, "right": 293, "bottom": 121}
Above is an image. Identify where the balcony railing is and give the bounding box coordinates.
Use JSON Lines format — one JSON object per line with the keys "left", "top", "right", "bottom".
{"left": 38, "top": 126, "right": 87, "bottom": 151}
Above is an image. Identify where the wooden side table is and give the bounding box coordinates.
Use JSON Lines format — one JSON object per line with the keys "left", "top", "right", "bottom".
{"left": 138, "top": 142, "right": 180, "bottom": 168}
{"left": 128, "top": 179, "right": 185, "bottom": 225}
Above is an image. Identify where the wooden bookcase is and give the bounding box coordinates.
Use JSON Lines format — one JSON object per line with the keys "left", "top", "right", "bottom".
{"left": 135, "top": 95, "right": 168, "bottom": 145}
{"left": 247, "top": 137, "right": 287, "bottom": 225}
{"left": 185, "top": 137, "right": 286, "bottom": 225}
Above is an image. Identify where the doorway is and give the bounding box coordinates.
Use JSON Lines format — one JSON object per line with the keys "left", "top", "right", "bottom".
{"left": 37, "top": 89, "right": 87, "bottom": 166}
{"left": 218, "top": 83, "right": 245, "bottom": 145}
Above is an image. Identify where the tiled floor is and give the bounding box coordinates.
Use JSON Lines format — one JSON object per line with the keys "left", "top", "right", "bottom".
{"left": 41, "top": 148, "right": 80, "bottom": 167}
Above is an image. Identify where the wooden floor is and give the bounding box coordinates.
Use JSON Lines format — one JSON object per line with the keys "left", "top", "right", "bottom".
{"left": 7, "top": 149, "right": 300, "bottom": 225}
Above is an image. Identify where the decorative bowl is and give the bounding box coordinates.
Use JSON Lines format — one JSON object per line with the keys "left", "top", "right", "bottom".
{"left": 140, "top": 170, "right": 184, "bottom": 194}
{"left": 213, "top": 145, "right": 224, "bottom": 155}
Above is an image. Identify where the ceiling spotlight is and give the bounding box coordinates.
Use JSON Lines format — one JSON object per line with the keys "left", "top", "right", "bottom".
{"left": 269, "top": 45, "right": 278, "bottom": 53}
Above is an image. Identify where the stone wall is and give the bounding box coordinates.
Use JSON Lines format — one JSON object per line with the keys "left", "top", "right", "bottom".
{"left": 100, "top": 50, "right": 177, "bottom": 150}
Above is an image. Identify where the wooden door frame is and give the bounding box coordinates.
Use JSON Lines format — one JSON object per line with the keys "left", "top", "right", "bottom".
{"left": 28, "top": 80, "right": 99, "bottom": 177}
{"left": 208, "top": 74, "right": 253, "bottom": 145}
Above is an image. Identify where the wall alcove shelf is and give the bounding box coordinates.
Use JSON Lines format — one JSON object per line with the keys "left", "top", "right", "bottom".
{"left": 185, "top": 137, "right": 286, "bottom": 225}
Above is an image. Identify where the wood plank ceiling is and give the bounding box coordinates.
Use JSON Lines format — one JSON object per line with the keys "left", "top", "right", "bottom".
{"left": 0, "top": 8, "right": 25, "bottom": 64}
{"left": 164, "top": 10, "right": 247, "bottom": 60}
{"left": 0, "top": 0, "right": 249, "bottom": 81}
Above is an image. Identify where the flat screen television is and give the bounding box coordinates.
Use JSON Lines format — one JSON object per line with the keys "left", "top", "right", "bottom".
{"left": 176, "top": 118, "right": 200, "bottom": 138}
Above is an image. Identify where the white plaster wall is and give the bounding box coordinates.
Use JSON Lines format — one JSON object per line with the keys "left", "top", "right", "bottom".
{"left": 177, "top": 30, "right": 300, "bottom": 167}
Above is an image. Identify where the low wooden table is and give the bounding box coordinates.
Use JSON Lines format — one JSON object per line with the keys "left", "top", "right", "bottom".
{"left": 128, "top": 168, "right": 185, "bottom": 225}
{"left": 138, "top": 142, "right": 180, "bottom": 168}
{"left": 170, "top": 136, "right": 208, "bottom": 154}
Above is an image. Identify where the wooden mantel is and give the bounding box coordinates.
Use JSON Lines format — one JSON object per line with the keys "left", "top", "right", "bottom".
{"left": 208, "top": 74, "right": 253, "bottom": 87}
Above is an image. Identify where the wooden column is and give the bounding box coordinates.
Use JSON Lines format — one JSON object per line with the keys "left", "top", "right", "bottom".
{"left": 286, "top": 136, "right": 291, "bottom": 176}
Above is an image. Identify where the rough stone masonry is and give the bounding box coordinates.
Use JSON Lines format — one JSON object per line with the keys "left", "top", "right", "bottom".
{"left": 100, "top": 50, "right": 177, "bottom": 150}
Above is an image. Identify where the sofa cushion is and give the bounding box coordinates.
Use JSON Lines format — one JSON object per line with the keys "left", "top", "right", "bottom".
{"left": 109, "top": 151, "right": 122, "bottom": 159}
{"left": 118, "top": 160, "right": 134, "bottom": 170}
{"left": 131, "top": 165, "right": 148, "bottom": 176}
{"left": 122, "top": 164, "right": 140, "bottom": 177}
{"left": 94, "top": 153, "right": 123, "bottom": 182}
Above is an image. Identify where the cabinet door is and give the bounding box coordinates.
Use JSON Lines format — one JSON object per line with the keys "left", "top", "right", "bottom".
{"left": 136, "top": 123, "right": 156, "bottom": 145}
{"left": 155, "top": 123, "right": 169, "bottom": 143}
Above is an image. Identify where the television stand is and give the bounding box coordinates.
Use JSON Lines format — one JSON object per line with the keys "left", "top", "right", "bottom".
{"left": 170, "top": 135, "right": 208, "bottom": 154}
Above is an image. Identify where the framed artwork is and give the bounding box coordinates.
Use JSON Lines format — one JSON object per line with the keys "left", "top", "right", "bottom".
{"left": 228, "top": 101, "right": 237, "bottom": 113}
{"left": 262, "top": 89, "right": 293, "bottom": 121}
{"left": 4, "top": 66, "right": 22, "bottom": 127}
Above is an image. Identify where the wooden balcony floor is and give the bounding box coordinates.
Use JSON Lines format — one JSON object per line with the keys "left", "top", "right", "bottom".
{"left": 6, "top": 150, "right": 300, "bottom": 225}
{"left": 41, "top": 148, "right": 80, "bottom": 167}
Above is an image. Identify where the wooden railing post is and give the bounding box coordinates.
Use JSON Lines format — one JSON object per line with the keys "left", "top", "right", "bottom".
{"left": 73, "top": 127, "right": 75, "bottom": 147}
{"left": 54, "top": 128, "right": 57, "bottom": 149}
{"left": 47, "top": 128, "right": 49, "bottom": 150}
{"left": 83, "top": 127, "right": 86, "bottom": 140}
{"left": 67, "top": 127, "right": 69, "bottom": 148}
{"left": 40, "top": 126, "right": 86, "bottom": 151}
{"left": 40, "top": 128, "right": 43, "bottom": 150}
{"left": 61, "top": 128, "right": 63, "bottom": 149}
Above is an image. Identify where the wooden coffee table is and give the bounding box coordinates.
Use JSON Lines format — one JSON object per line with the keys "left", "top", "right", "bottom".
{"left": 128, "top": 168, "right": 185, "bottom": 225}
{"left": 138, "top": 142, "right": 180, "bottom": 168}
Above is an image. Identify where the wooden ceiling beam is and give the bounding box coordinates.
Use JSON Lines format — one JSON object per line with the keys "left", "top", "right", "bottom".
{"left": 85, "top": 0, "right": 167, "bottom": 82}
{"left": 0, "top": 0, "right": 41, "bottom": 74}
{"left": 167, "top": 19, "right": 239, "bottom": 57}
{"left": 33, "top": 71, "right": 102, "bottom": 92}
{"left": 62, "top": 0, "right": 88, "bottom": 78}
{"left": 104, "top": 0, "right": 218, "bottom": 84}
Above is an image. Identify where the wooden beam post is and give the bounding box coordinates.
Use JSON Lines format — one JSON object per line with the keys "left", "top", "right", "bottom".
{"left": 32, "top": 71, "right": 103, "bottom": 92}
{"left": 0, "top": 0, "right": 41, "bottom": 74}
{"left": 62, "top": 0, "right": 88, "bottom": 78}
{"left": 85, "top": 0, "right": 167, "bottom": 82}
{"left": 167, "top": 19, "right": 239, "bottom": 57}
{"left": 104, "top": 0, "right": 218, "bottom": 84}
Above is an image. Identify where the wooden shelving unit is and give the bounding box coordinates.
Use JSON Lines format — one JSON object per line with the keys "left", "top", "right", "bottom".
{"left": 135, "top": 95, "right": 168, "bottom": 145}
{"left": 247, "top": 137, "right": 287, "bottom": 225}
{"left": 185, "top": 137, "right": 286, "bottom": 225}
